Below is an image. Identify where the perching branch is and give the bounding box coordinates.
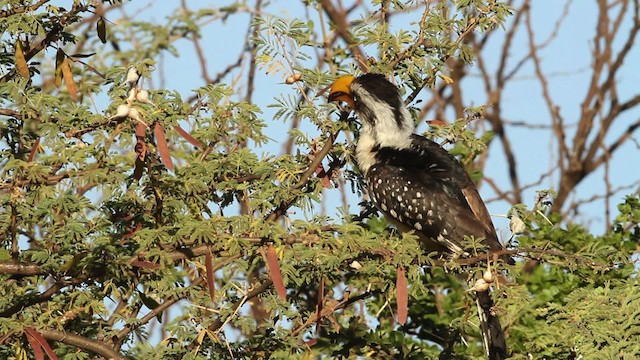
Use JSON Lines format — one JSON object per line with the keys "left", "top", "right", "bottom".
{"left": 38, "top": 328, "right": 126, "bottom": 360}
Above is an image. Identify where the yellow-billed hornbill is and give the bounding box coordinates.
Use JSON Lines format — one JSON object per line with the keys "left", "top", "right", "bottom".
{"left": 329, "top": 73, "right": 511, "bottom": 360}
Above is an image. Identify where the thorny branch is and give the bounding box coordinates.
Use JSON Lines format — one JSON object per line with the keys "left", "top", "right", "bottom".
{"left": 320, "top": 0, "right": 369, "bottom": 71}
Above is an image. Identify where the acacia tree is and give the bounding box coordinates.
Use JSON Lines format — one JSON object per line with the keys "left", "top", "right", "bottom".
{"left": 0, "top": 1, "right": 638, "bottom": 359}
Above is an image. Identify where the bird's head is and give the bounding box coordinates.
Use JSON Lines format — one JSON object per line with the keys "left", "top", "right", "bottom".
{"left": 328, "top": 73, "right": 414, "bottom": 149}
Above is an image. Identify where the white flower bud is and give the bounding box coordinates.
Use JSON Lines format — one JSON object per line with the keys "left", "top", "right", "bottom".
{"left": 128, "top": 107, "right": 142, "bottom": 123}
{"left": 509, "top": 215, "right": 526, "bottom": 235}
{"left": 125, "top": 67, "right": 140, "bottom": 87}
{"left": 111, "top": 104, "right": 130, "bottom": 119}
{"left": 483, "top": 269, "right": 494, "bottom": 283}
{"left": 469, "top": 278, "right": 490, "bottom": 292}
{"left": 136, "top": 89, "right": 149, "bottom": 103}
{"left": 127, "top": 88, "right": 136, "bottom": 101}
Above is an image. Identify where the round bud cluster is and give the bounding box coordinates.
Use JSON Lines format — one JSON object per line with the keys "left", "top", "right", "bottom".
{"left": 109, "top": 67, "right": 155, "bottom": 125}
{"left": 285, "top": 73, "right": 302, "bottom": 84}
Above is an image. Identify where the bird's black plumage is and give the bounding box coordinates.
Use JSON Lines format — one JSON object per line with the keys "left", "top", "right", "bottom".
{"left": 367, "top": 134, "right": 508, "bottom": 256}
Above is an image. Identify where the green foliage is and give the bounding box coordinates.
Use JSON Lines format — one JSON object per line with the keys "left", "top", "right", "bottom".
{"left": 0, "top": 1, "right": 638, "bottom": 359}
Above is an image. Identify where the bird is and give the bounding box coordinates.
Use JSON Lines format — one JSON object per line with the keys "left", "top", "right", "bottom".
{"left": 328, "top": 73, "right": 511, "bottom": 359}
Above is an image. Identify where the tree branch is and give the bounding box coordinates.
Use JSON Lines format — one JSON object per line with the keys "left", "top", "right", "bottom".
{"left": 0, "top": 281, "right": 66, "bottom": 317}
{"left": 38, "top": 328, "right": 126, "bottom": 360}
{"left": 320, "top": 0, "right": 369, "bottom": 71}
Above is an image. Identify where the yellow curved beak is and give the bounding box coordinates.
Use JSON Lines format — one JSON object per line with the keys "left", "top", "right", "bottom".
{"left": 328, "top": 75, "right": 356, "bottom": 108}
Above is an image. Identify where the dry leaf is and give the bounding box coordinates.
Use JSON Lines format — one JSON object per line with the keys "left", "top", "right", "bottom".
{"left": 154, "top": 122, "right": 174, "bottom": 171}
{"left": 25, "top": 331, "right": 44, "bottom": 360}
{"left": 135, "top": 120, "right": 147, "bottom": 139}
{"left": 15, "top": 40, "right": 30, "bottom": 79}
{"left": 61, "top": 58, "right": 77, "bottom": 100}
{"left": 205, "top": 253, "right": 216, "bottom": 304}
{"left": 24, "top": 328, "right": 58, "bottom": 360}
{"left": 396, "top": 266, "right": 408, "bottom": 325}
{"left": 438, "top": 73, "right": 454, "bottom": 84}
{"left": 133, "top": 158, "right": 145, "bottom": 180}
{"left": 265, "top": 245, "right": 287, "bottom": 301}
{"left": 314, "top": 165, "right": 332, "bottom": 188}
{"left": 130, "top": 258, "right": 161, "bottom": 270}
{"left": 426, "top": 119, "right": 446, "bottom": 126}
{"left": 304, "top": 339, "right": 317, "bottom": 347}
{"left": 175, "top": 125, "right": 203, "bottom": 148}
{"left": 124, "top": 222, "right": 142, "bottom": 239}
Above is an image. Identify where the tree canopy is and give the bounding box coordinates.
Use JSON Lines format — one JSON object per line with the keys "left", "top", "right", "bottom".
{"left": 1, "top": 1, "right": 639, "bottom": 359}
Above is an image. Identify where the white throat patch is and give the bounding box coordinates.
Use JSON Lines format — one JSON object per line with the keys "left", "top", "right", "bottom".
{"left": 351, "top": 81, "right": 414, "bottom": 174}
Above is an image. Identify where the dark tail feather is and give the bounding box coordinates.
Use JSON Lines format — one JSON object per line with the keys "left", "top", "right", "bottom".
{"left": 476, "top": 291, "right": 508, "bottom": 359}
